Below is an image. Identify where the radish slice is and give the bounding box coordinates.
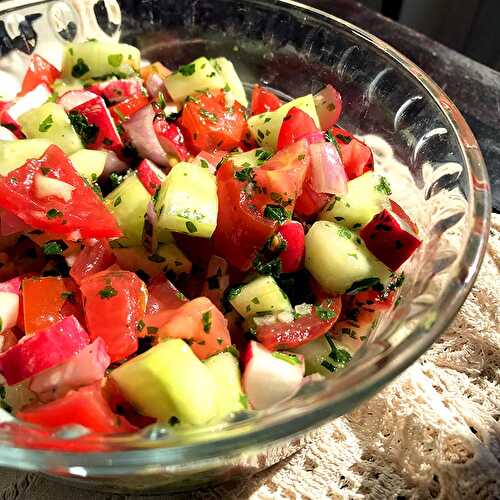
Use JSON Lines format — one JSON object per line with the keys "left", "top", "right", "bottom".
{"left": 8, "top": 84, "right": 52, "bottom": 120}
{"left": 0, "top": 292, "right": 19, "bottom": 333}
{"left": 146, "top": 73, "right": 165, "bottom": 98}
{"left": 153, "top": 116, "right": 189, "bottom": 161}
{"left": 297, "top": 130, "right": 325, "bottom": 145}
{"left": 0, "top": 126, "right": 16, "bottom": 141}
{"left": 29, "top": 337, "right": 111, "bottom": 402}
{"left": 313, "top": 84, "right": 342, "bottom": 130}
{"left": 58, "top": 90, "right": 98, "bottom": 111}
{"left": 309, "top": 142, "right": 348, "bottom": 195}
{"left": 123, "top": 104, "right": 169, "bottom": 167}
{"left": 102, "top": 150, "right": 128, "bottom": 176}
{"left": 88, "top": 79, "right": 144, "bottom": 104}
{"left": 137, "top": 159, "right": 163, "bottom": 195}
{"left": 0, "top": 209, "right": 30, "bottom": 236}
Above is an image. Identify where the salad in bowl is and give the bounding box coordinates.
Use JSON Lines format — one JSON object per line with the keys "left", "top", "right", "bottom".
{"left": 0, "top": 39, "right": 421, "bottom": 434}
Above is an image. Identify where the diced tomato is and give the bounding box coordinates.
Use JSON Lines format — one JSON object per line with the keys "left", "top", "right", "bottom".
{"left": 0, "top": 315, "right": 89, "bottom": 385}
{"left": 23, "top": 276, "right": 82, "bottom": 334}
{"left": 88, "top": 79, "right": 144, "bottom": 104}
{"left": 256, "top": 297, "right": 342, "bottom": 350}
{"left": 144, "top": 276, "right": 187, "bottom": 331}
{"left": 294, "top": 181, "right": 331, "bottom": 218}
{"left": 109, "top": 93, "right": 150, "bottom": 125}
{"left": 17, "top": 383, "right": 136, "bottom": 434}
{"left": 136, "top": 159, "right": 162, "bottom": 195}
{"left": 20, "top": 54, "right": 60, "bottom": 96}
{"left": 330, "top": 127, "right": 374, "bottom": 180}
{"left": 158, "top": 297, "right": 231, "bottom": 359}
{"left": 201, "top": 255, "right": 230, "bottom": 310}
{"left": 71, "top": 96, "right": 123, "bottom": 153}
{"left": 277, "top": 221, "right": 305, "bottom": 273}
{"left": 180, "top": 89, "right": 248, "bottom": 152}
{"left": 80, "top": 270, "right": 147, "bottom": 362}
{"left": 276, "top": 107, "right": 320, "bottom": 150}
{"left": 140, "top": 62, "right": 172, "bottom": 82}
{"left": 251, "top": 85, "right": 283, "bottom": 115}
{"left": 212, "top": 161, "right": 276, "bottom": 271}
{"left": 70, "top": 239, "right": 116, "bottom": 285}
{"left": 0, "top": 145, "right": 122, "bottom": 239}
{"left": 153, "top": 116, "right": 189, "bottom": 161}
{"left": 0, "top": 330, "right": 17, "bottom": 353}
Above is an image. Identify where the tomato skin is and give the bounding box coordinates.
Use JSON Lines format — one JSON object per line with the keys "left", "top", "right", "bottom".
{"left": 109, "top": 93, "right": 150, "bottom": 125}
{"left": 0, "top": 145, "right": 122, "bottom": 239}
{"left": 180, "top": 89, "right": 248, "bottom": 152}
{"left": 23, "top": 277, "right": 83, "bottom": 334}
{"left": 251, "top": 85, "right": 283, "bottom": 115}
{"left": 256, "top": 297, "right": 342, "bottom": 350}
{"left": 20, "top": 54, "right": 60, "bottom": 96}
{"left": 144, "top": 276, "right": 187, "bottom": 331}
{"left": 212, "top": 161, "right": 276, "bottom": 271}
{"left": 80, "top": 271, "right": 147, "bottom": 362}
{"left": 70, "top": 239, "right": 116, "bottom": 286}
{"left": 276, "top": 107, "right": 320, "bottom": 150}
{"left": 331, "top": 127, "right": 374, "bottom": 180}
{"left": 294, "top": 181, "right": 331, "bottom": 218}
{"left": 18, "top": 383, "right": 136, "bottom": 434}
{"left": 278, "top": 221, "right": 305, "bottom": 273}
{"left": 158, "top": 297, "right": 231, "bottom": 359}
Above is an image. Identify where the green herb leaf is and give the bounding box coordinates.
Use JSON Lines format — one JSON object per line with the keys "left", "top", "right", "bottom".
{"left": 345, "top": 277, "right": 381, "bottom": 295}
{"left": 72, "top": 58, "right": 90, "bottom": 78}
{"left": 335, "top": 133, "right": 352, "bottom": 144}
{"left": 69, "top": 110, "right": 99, "bottom": 146}
{"left": 264, "top": 204, "right": 289, "bottom": 224}
{"left": 185, "top": 221, "right": 197, "bottom": 233}
{"left": 108, "top": 53, "right": 123, "bottom": 67}
{"left": 38, "top": 114, "right": 53, "bottom": 132}
{"left": 46, "top": 208, "right": 63, "bottom": 219}
{"left": 113, "top": 196, "right": 122, "bottom": 207}
{"left": 375, "top": 176, "right": 392, "bottom": 195}
{"left": 234, "top": 167, "right": 254, "bottom": 183}
{"left": 201, "top": 310, "right": 212, "bottom": 333}
{"left": 148, "top": 253, "right": 166, "bottom": 263}
{"left": 177, "top": 63, "right": 196, "bottom": 76}
{"left": 99, "top": 285, "right": 118, "bottom": 299}
{"left": 199, "top": 108, "right": 218, "bottom": 123}
{"left": 239, "top": 393, "right": 248, "bottom": 409}
{"left": 272, "top": 352, "right": 302, "bottom": 365}
{"left": 316, "top": 303, "right": 336, "bottom": 321}
{"left": 42, "top": 240, "right": 68, "bottom": 256}
{"left": 137, "top": 319, "right": 145, "bottom": 332}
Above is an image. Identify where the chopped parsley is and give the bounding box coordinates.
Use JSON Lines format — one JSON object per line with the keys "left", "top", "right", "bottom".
{"left": 338, "top": 227, "right": 352, "bottom": 239}
{"left": 38, "top": 114, "right": 53, "bottom": 132}
{"left": 199, "top": 108, "right": 218, "bottom": 123}
{"left": 225, "top": 345, "right": 240, "bottom": 358}
{"left": 61, "top": 291, "right": 75, "bottom": 302}
{"left": 108, "top": 53, "right": 123, "bottom": 67}
{"left": 113, "top": 196, "right": 122, "bottom": 207}
{"left": 239, "top": 393, "right": 249, "bottom": 409}
{"left": 272, "top": 352, "right": 302, "bottom": 365}
{"left": 185, "top": 221, "right": 197, "bottom": 233}
{"left": 255, "top": 149, "right": 272, "bottom": 164}
{"left": 177, "top": 62, "right": 196, "bottom": 76}
{"left": 147, "top": 326, "right": 159, "bottom": 335}
{"left": 137, "top": 320, "right": 145, "bottom": 332}
{"left": 251, "top": 297, "right": 260, "bottom": 304}
{"left": 69, "top": 111, "right": 99, "bottom": 146}
{"left": 336, "top": 133, "right": 352, "bottom": 144}
{"left": 375, "top": 176, "right": 392, "bottom": 195}
{"left": 103, "top": 137, "right": 113, "bottom": 146}
{"left": 46, "top": 208, "right": 63, "bottom": 219}
{"left": 200, "top": 159, "right": 209, "bottom": 169}
{"left": 264, "top": 204, "right": 289, "bottom": 224}
{"left": 42, "top": 240, "right": 68, "bottom": 256}
{"left": 201, "top": 310, "right": 212, "bottom": 333}
{"left": 257, "top": 129, "right": 265, "bottom": 140}
{"left": 316, "top": 303, "right": 336, "bottom": 321}
{"left": 109, "top": 172, "right": 125, "bottom": 189}
{"left": 226, "top": 284, "right": 243, "bottom": 301}
{"left": 148, "top": 253, "right": 166, "bottom": 263}
{"left": 40, "top": 167, "right": 51, "bottom": 176}
{"left": 345, "top": 277, "right": 381, "bottom": 295}
{"left": 253, "top": 255, "right": 281, "bottom": 279}
{"left": 71, "top": 58, "right": 90, "bottom": 78}
{"left": 99, "top": 285, "right": 118, "bottom": 299}
{"left": 234, "top": 167, "right": 254, "bottom": 183}
{"left": 168, "top": 416, "right": 180, "bottom": 426}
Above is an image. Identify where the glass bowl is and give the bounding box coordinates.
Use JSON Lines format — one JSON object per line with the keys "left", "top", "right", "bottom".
{"left": 0, "top": 0, "right": 491, "bottom": 493}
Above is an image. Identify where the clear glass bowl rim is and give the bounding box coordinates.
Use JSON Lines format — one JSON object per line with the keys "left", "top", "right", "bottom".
{"left": 0, "top": 0, "right": 491, "bottom": 476}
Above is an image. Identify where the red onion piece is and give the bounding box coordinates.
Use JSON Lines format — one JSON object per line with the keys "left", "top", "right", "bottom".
{"left": 146, "top": 73, "right": 165, "bottom": 99}
{"left": 296, "top": 130, "right": 325, "bottom": 145}
{"left": 0, "top": 209, "right": 31, "bottom": 236}
{"left": 58, "top": 90, "right": 98, "bottom": 111}
{"left": 123, "top": 104, "right": 169, "bottom": 167}
{"left": 309, "top": 142, "right": 348, "bottom": 195}
{"left": 313, "top": 84, "right": 342, "bottom": 130}
{"left": 102, "top": 150, "right": 129, "bottom": 176}
{"left": 0, "top": 126, "right": 17, "bottom": 141}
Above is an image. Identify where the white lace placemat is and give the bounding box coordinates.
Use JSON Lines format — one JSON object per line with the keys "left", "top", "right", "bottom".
{"left": 0, "top": 214, "right": 498, "bottom": 500}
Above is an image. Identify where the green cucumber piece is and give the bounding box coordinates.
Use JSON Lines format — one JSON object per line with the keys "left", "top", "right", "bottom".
{"left": 164, "top": 57, "right": 226, "bottom": 103}
{"left": 52, "top": 78, "right": 84, "bottom": 98}
{"left": 113, "top": 243, "right": 192, "bottom": 280}
{"left": 105, "top": 173, "right": 150, "bottom": 247}
{"left": 247, "top": 94, "right": 320, "bottom": 150}
{"left": 229, "top": 276, "right": 292, "bottom": 318}
{"left": 0, "top": 139, "right": 52, "bottom": 175}
{"left": 61, "top": 41, "right": 140, "bottom": 81}
{"left": 111, "top": 339, "right": 217, "bottom": 425}
{"left": 229, "top": 148, "right": 272, "bottom": 169}
{"left": 18, "top": 102, "right": 83, "bottom": 155}
{"left": 155, "top": 161, "right": 218, "bottom": 238}
{"left": 68, "top": 149, "right": 107, "bottom": 181}
{"left": 210, "top": 57, "right": 248, "bottom": 107}
{"left": 305, "top": 221, "right": 391, "bottom": 294}
{"left": 205, "top": 352, "right": 246, "bottom": 420}
{"left": 291, "top": 335, "right": 332, "bottom": 376}
{"left": 320, "top": 172, "right": 391, "bottom": 229}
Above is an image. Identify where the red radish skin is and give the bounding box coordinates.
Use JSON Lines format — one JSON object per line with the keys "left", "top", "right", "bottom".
{"left": 58, "top": 90, "right": 97, "bottom": 111}
{"left": 109, "top": 93, "right": 150, "bottom": 125}
{"left": 153, "top": 116, "right": 189, "bottom": 161}
{"left": 360, "top": 209, "right": 421, "bottom": 271}
{"left": 0, "top": 125, "right": 17, "bottom": 141}
{"left": 313, "top": 84, "right": 342, "bottom": 130}
{"left": 137, "top": 159, "right": 162, "bottom": 195}
{"left": 71, "top": 96, "right": 123, "bottom": 153}
{"left": 294, "top": 181, "right": 331, "bottom": 218}
{"left": 0, "top": 315, "right": 90, "bottom": 385}
{"left": 278, "top": 221, "right": 305, "bottom": 273}
{"left": 88, "top": 79, "right": 144, "bottom": 104}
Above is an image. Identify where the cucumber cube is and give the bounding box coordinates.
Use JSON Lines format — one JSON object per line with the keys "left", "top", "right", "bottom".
{"left": 111, "top": 339, "right": 217, "bottom": 425}
{"left": 210, "top": 57, "right": 248, "bottom": 107}
{"left": 230, "top": 276, "right": 292, "bottom": 318}
{"left": 155, "top": 161, "right": 218, "bottom": 238}
{"left": 164, "top": 57, "right": 226, "bottom": 103}
{"left": 229, "top": 148, "right": 273, "bottom": 169}
{"left": 0, "top": 139, "right": 52, "bottom": 175}
{"left": 247, "top": 94, "right": 320, "bottom": 150}
{"left": 320, "top": 172, "right": 391, "bottom": 229}
{"left": 69, "top": 149, "right": 107, "bottom": 181}
{"left": 18, "top": 102, "right": 83, "bottom": 155}
{"left": 305, "top": 221, "right": 391, "bottom": 294}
